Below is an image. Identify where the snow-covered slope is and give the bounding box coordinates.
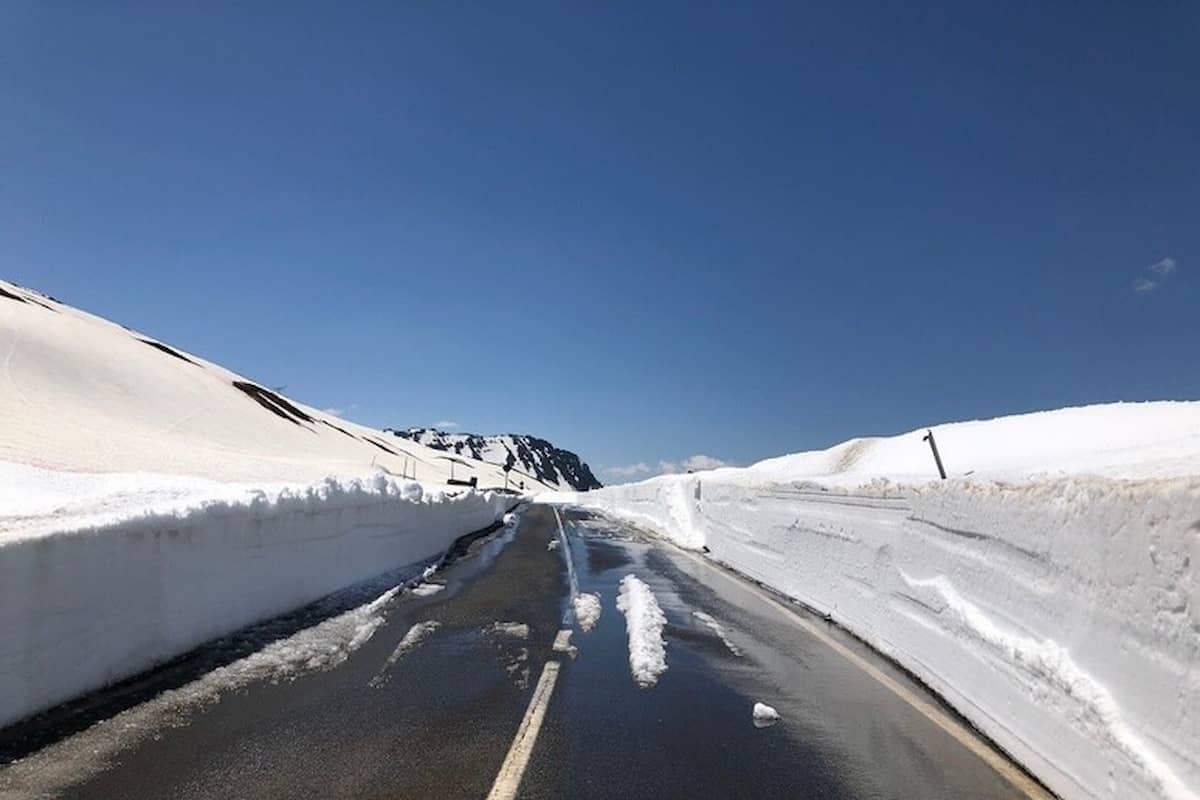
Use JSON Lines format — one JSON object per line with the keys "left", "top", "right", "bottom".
{"left": 389, "top": 428, "right": 602, "bottom": 491}
{"left": 0, "top": 280, "right": 554, "bottom": 497}
{"left": 0, "top": 279, "right": 537, "bottom": 728}
{"left": 546, "top": 402, "right": 1200, "bottom": 800}
{"left": 741, "top": 401, "right": 1199, "bottom": 486}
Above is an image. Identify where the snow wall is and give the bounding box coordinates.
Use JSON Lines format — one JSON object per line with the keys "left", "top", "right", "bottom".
{"left": 0, "top": 476, "right": 512, "bottom": 729}
{"left": 554, "top": 474, "right": 1200, "bottom": 800}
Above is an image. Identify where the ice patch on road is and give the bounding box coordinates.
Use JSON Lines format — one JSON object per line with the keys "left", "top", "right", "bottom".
{"left": 572, "top": 592, "right": 602, "bottom": 633}
{"left": 574, "top": 514, "right": 635, "bottom": 539}
{"left": 485, "top": 622, "right": 531, "bottom": 687}
{"left": 616, "top": 574, "right": 668, "bottom": 687}
{"left": 753, "top": 702, "right": 781, "bottom": 728}
{"left": 547, "top": 538, "right": 560, "bottom": 551}
{"left": 410, "top": 582, "right": 445, "bottom": 597}
{"left": 369, "top": 620, "right": 441, "bottom": 688}
{"left": 692, "top": 611, "right": 742, "bottom": 656}
{"left": 229, "top": 585, "right": 398, "bottom": 678}
{"left": 506, "top": 647, "right": 531, "bottom": 689}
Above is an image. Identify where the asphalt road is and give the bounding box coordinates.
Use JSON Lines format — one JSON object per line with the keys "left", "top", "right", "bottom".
{"left": 0, "top": 504, "right": 1049, "bottom": 799}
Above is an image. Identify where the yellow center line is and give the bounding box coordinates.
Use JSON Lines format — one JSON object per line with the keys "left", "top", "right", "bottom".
{"left": 486, "top": 628, "right": 574, "bottom": 800}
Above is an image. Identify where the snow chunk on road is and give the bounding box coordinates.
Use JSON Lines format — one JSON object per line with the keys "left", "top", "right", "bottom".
{"left": 410, "top": 582, "right": 446, "bottom": 597}
{"left": 489, "top": 622, "right": 530, "bottom": 639}
{"left": 552, "top": 629, "right": 576, "bottom": 654}
{"left": 693, "top": 611, "right": 742, "bottom": 656}
{"left": 391, "top": 621, "right": 441, "bottom": 658}
{"left": 370, "top": 621, "right": 441, "bottom": 688}
{"left": 238, "top": 585, "right": 399, "bottom": 678}
{"left": 572, "top": 592, "right": 602, "bottom": 632}
{"left": 616, "top": 575, "right": 668, "bottom": 687}
{"left": 753, "top": 702, "right": 781, "bottom": 728}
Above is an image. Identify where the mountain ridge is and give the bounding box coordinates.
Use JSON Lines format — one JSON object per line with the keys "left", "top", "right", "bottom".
{"left": 387, "top": 428, "right": 602, "bottom": 491}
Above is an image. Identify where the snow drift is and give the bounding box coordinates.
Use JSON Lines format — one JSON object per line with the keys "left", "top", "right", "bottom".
{"left": 616, "top": 574, "right": 668, "bottom": 687}
{"left": 547, "top": 402, "right": 1200, "bottom": 800}
{"left": 0, "top": 279, "right": 530, "bottom": 728}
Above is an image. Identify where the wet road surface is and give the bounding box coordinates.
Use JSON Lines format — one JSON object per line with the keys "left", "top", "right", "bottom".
{"left": 0, "top": 504, "right": 1048, "bottom": 799}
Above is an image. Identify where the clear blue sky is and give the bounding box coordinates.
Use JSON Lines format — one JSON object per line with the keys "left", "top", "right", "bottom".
{"left": 4, "top": 3, "right": 1197, "bottom": 481}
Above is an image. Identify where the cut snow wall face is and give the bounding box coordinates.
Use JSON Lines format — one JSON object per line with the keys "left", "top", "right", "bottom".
{"left": 561, "top": 476, "right": 1200, "bottom": 800}
{"left": 0, "top": 482, "right": 510, "bottom": 729}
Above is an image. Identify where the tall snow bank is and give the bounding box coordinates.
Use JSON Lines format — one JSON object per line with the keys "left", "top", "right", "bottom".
{"left": 0, "top": 469, "right": 511, "bottom": 729}
{"left": 547, "top": 402, "right": 1200, "bottom": 800}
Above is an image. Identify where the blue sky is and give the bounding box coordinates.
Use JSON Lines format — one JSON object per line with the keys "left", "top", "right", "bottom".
{"left": 4, "top": 3, "right": 1197, "bottom": 482}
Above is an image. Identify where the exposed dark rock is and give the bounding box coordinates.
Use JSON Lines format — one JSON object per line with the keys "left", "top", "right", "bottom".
{"left": 232, "top": 381, "right": 315, "bottom": 427}
{"left": 0, "top": 284, "right": 58, "bottom": 312}
{"left": 319, "top": 419, "right": 360, "bottom": 441}
{"left": 363, "top": 436, "right": 401, "bottom": 456}
{"left": 0, "top": 286, "right": 28, "bottom": 304}
{"left": 136, "top": 338, "right": 199, "bottom": 366}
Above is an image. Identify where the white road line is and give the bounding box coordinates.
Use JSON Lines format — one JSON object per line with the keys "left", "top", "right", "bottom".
{"left": 670, "top": 546, "right": 1055, "bottom": 800}
{"left": 486, "top": 659, "right": 561, "bottom": 800}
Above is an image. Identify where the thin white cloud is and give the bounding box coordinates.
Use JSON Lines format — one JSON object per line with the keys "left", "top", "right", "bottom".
{"left": 1148, "top": 257, "right": 1177, "bottom": 277}
{"left": 683, "top": 454, "right": 731, "bottom": 471}
{"left": 606, "top": 455, "right": 733, "bottom": 482}
{"left": 322, "top": 404, "right": 357, "bottom": 417}
{"left": 433, "top": 420, "right": 459, "bottom": 429}
{"left": 657, "top": 455, "right": 732, "bottom": 475}
{"left": 603, "top": 462, "right": 651, "bottom": 479}
{"left": 1134, "top": 257, "right": 1178, "bottom": 293}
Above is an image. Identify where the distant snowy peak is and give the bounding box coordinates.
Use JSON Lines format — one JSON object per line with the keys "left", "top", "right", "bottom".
{"left": 387, "top": 429, "right": 602, "bottom": 491}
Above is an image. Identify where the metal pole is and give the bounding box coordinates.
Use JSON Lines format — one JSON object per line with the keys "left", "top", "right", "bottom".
{"left": 922, "top": 430, "right": 947, "bottom": 480}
